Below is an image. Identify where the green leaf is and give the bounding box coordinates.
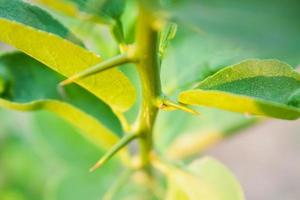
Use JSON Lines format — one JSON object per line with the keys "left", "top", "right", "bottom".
{"left": 165, "top": 157, "right": 244, "bottom": 200}
{"left": 0, "top": 52, "right": 122, "bottom": 150}
{"left": 0, "top": 0, "right": 136, "bottom": 112}
{"left": 0, "top": 0, "right": 81, "bottom": 44}
{"left": 179, "top": 59, "right": 300, "bottom": 120}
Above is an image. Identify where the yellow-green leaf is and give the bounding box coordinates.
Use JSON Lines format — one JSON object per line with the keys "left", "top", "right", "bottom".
{"left": 0, "top": 52, "right": 122, "bottom": 150}
{"left": 0, "top": 0, "right": 136, "bottom": 112}
{"left": 165, "top": 157, "right": 244, "bottom": 200}
{"left": 179, "top": 59, "right": 300, "bottom": 120}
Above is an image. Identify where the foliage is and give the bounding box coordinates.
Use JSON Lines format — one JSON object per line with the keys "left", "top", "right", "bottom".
{"left": 0, "top": 0, "right": 299, "bottom": 199}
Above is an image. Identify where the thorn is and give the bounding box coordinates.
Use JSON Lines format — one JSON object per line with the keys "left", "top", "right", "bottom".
{"left": 89, "top": 158, "right": 105, "bottom": 172}
{"left": 158, "top": 98, "right": 200, "bottom": 115}
{"left": 58, "top": 53, "right": 132, "bottom": 87}
{"left": 89, "top": 133, "right": 137, "bottom": 172}
{"left": 59, "top": 74, "right": 80, "bottom": 87}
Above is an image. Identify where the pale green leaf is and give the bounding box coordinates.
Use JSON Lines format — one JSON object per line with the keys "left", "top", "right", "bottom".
{"left": 0, "top": 0, "right": 136, "bottom": 112}
{"left": 179, "top": 59, "right": 300, "bottom": 120}
{"left": 165, "top": 157, "right": 244, "bottom": 200}
{"left": 0, "top": 52, "right": 122, "bottom": 150}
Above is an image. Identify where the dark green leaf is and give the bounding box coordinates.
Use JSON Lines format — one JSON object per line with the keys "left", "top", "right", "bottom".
{"left": 179, "top": 59, "right": 300, "bottom": 120}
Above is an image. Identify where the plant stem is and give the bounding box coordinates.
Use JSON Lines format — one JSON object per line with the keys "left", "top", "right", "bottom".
{"left": 135, "top": 3, "right": 161, "bottom": 170}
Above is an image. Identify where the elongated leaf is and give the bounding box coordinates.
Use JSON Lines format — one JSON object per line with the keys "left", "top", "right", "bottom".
{"left": 0, "top": 0, "right": 135, "bottom": 112}
{"left": 179, "top": 60, "right": 300, "bottom": 120}
{"left": 0, "top": 52, "right": 122, "bottom": 150}
{"left": 165, "top": 157, "right": 244, "bottom": 200}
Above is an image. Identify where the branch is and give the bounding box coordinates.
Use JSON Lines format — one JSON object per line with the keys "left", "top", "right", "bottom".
{"left": 59, "top": 53, "right": 134, "bottom": 87}
{"left": 89, "top": 133, "right": 138, "bottom": 172}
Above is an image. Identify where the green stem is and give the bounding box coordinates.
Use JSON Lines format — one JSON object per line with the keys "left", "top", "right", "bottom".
{"left": 135, "top": 3, "right": 161, "bottom": 170}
